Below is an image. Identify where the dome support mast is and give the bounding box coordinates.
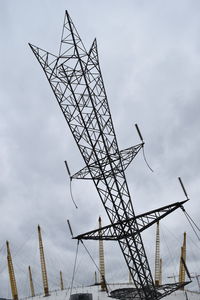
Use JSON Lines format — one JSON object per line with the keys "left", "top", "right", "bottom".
{"left": 6, "top": 241, "right": 18, "bottom": 300}
{"left": 38, "top": 225, "right": 49, "bottom": 296}
{"left": 28, "top": 266, "right": 35, "bottom": 297}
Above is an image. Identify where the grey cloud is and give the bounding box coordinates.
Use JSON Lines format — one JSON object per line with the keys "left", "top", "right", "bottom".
{"left": 1, "top": 0, "right": 200, "bottom": 297}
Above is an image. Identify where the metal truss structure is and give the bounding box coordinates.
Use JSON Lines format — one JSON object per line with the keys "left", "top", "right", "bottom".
{"left": 74, "top": 200, "right": 188, "bottom": 241}
{"left": 29, "top": 11, "right": 190, "bottom": 300}
{"left": 110, "top": 282, "right": 189, "bottom": 300}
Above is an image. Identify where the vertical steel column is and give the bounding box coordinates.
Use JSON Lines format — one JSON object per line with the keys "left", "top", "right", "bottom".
{"left": 38, "top": 225, "right": 49, "bottom": 296}
{"left": 99, "top": 217, "right": 106, "bottom": 291}
{"left": 28, "top": 266, "right": 35, "bottom": 297}
{"left": 60, "top": 271, "right": 64, "bottom": 290}
{"left": 155, "top": 222, "right": 160, "bottom": 286}
{"left": 159, "top": 259, "right": 162, "bottom": 285}
{"left": 179, "top": 232, "right": 186, "bottom": 289}
{"left": 6, "top": 241, "right": 18, "bottom": 300}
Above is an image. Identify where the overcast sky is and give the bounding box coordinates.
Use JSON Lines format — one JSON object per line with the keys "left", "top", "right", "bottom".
{"left": 0, "top": 0, "right": 200, "bottom": 298}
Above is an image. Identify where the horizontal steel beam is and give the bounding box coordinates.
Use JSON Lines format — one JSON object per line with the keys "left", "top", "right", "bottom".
{"left": 74, "top": 200, "right": 188, "bottom": 240}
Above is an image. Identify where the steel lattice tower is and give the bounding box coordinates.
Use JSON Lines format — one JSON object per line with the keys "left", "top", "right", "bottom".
{"left": 29, "top": 11, "right": 190, "bottom": 300}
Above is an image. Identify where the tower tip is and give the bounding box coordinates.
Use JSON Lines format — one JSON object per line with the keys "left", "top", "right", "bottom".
{"left": 28, "top": 43, "right": 36, "bottom": 50}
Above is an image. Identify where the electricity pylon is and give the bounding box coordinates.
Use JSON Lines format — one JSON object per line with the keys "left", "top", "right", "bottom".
{"left": 30, "top": 11, "right": 190, "bottom": 300}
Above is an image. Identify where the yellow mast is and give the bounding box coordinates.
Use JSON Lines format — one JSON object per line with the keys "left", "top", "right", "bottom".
{"left": 6, "top": 241, "right": 18, "bottom": 300}
{"left": 159, "top": 258, "right": 162, "bottom": 285}
{"left": 183, "top": 232, "right": 186, "bottom": 277}
{"left": 94, "top": 271, "right": 98, "bottom": 285}
{"left": 179, "top": 246, "right": 184, "bottom": 282}
{"left": 179, "top": 232, "right": 186, "bottom": 289}
{"left": 154, "top": 221, "right": 160, "bottom": 286}
{"left": 38, "top": 225, "right": 49, "bottom": 296}
{"left": 28, "top": 266, "right": 35, "bottom": 297}
{"left": 98, "top": 216, "right": 106, "bottom": 291}
{"left": 60, "top": 271, "right": 64, "bottom": 291}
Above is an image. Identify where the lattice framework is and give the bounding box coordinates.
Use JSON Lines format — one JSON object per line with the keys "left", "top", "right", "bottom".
{"left": 29, "top": 11, "right": 190, "bottom": 300}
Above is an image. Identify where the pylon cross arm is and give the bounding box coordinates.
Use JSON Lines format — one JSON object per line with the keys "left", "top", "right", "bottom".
{"left": 71, "top": 143, "right": 143, "bottom": 180}
{"left": 74, "top": 200, "right": 187, "bottom": 241}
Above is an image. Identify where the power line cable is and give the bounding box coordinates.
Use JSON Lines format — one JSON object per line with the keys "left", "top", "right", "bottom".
{"left": 80, "top": 240, "right": 109, "bottom": 294}
{"left": 185, "top": 211, "right": 200, "bottom": 233}
{"left": 184, "top": 212, "right": 200, "bottom": 242}
{"left": 70, "top": 240, "right": 79, "bottom": 297}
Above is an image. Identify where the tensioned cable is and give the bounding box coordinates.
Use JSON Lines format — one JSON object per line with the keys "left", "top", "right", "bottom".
{"left": 0, "top": 231, "right": 36, "bottom": 274}
{"left": 70, "top": 240, "right": 79, "bottom": 297}
{"left": 0, "top": 244, "right": 6, "bottom": 273}
{"left": 160, "top": 226, "right": 177, "bottom": 277}
{"left": 184, "top": 211, "right": 200, "bottom": 233}
{"left": 80, "top": 240, "right": 109, "bottom": 294}
{"left": 184, "top": 211, "right": 200, "bottom": 242}
{"left": 0, "top": 244, "right": 5, "bottom": 254}
{"left": 188, "top": 235, "right": 200, "bottom": 251}
{"left": 80, "top": 240, "right": 100, "bottom": 274}
{"left": 186, "top": 236, "right": 200, "bottom": 277}
{"left": 185, "top": 291, "right": 189, "bottom": 300}
{"left": 13, "top": 229, "right": 36, "bottom": 258}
